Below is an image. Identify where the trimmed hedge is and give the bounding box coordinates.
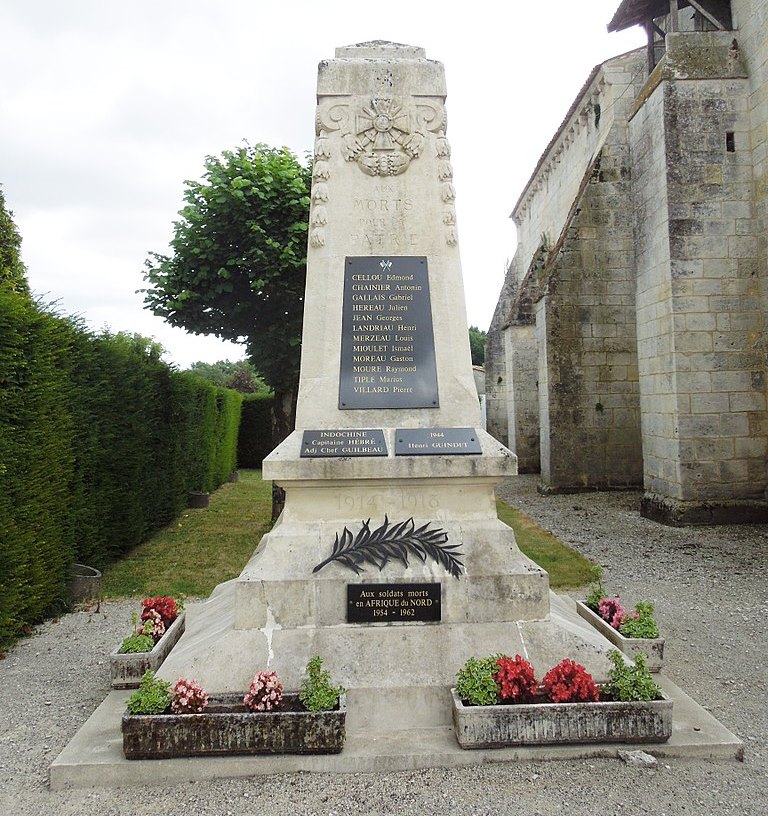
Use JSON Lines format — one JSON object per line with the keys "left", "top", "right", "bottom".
{"left": 237, "top": 392, "right": 274, "bottom": 468}
{"left": 0, "top": 285, "right": 242, "bottom": 646}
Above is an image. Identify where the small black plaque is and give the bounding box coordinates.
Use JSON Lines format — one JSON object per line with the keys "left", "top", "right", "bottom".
{"left": 347, "top": 583, "right": 441, "bottom": 623}
{"left": 339, "top": 256, "right": 439, "bottom": 410}
{"left": 300, "top": 429, "right": 387, "bottom": 458}
{"left": 395, "top": 428, "right": 482, "bottom": 456}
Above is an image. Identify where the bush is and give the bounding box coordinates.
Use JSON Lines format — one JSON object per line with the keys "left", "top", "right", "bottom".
{"left": 0, "top": 301, "right": 242, "bottom": 647}
{"left": 619, "top": 601, "right": 660, "bottom": 639}
{"left": 299, "top": 656, "right": 345, "bottom": 712}
{"left": 237, "top": 392, "right": 274, "bottom": 467}
{"left": 127, "top": 671, "right": 172, "bottom": 714}
{"left": 455, "top": 655, "right": 501, "bottom": 706}
{"left": 603, "top": 650, "right": 661, "bottom": 702}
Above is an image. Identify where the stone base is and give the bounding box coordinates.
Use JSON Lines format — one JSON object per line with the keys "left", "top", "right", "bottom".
{"left": 538, "top": 481, "right": 642, "bottom": 495}
{"left": 157, "top": 583, "right": 615, "bottom": 733}
{"left": 640, "top": 493, "right": 768, "bottom": 526}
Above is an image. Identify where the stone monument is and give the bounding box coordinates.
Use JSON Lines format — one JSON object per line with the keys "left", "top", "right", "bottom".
{"left": 160, "top": 41, "right": 610, "bottom": 733}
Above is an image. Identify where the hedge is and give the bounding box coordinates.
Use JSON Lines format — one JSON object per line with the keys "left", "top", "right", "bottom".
{"left": 0, "top": 285, "right": 242, "bottom": 646}
{"left": 237, "top": 392, "right": 274, "bottom": 468}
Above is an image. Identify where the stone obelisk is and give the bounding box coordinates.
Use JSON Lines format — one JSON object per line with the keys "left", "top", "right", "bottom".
{"left": 160, "top": 41, "right": 610, "bottom": 733}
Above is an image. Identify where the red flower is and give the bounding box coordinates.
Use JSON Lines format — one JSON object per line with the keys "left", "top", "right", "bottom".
{"left": 494, "top": 655, "right": 537, "bottom": 703}
{"left": 141, "top": 596, "right": 178, "bottom": 628}
{"left": 542, "top": 659, "right": 599, "bottom": 703}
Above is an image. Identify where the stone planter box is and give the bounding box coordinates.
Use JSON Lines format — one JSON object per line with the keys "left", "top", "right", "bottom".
{"left": 122, "top": 693, "right": 347, "bottom": 759}
{"left": 110, "top": 612, "right": 186, "bottom": 689}
{"left": 576, "top": 601, "right": 665, "bottom": 672}
{"left": 451, "top": 688, "right": 672, "bottom": 749}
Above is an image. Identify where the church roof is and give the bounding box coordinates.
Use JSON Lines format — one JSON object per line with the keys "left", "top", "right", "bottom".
{"left": 608, "top": 0, "right": 679, "bottom": 32}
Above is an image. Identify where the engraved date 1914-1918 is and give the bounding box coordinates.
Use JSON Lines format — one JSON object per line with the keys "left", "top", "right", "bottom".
{"left": 337, "top": 491, "right": 439, "bottom": 513}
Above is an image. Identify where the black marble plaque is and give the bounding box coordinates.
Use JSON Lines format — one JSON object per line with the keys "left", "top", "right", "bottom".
{"left": 395, "top": 427, "right": 482, "bottom": 455}
{"left": 339, "top": 256, "right": 439, "bottom": 410}
{"left": 347, "top": 583, "right": 441, "bottom": 623}
{"left": 300, "top": 429, "right": 388, "bottom": 457}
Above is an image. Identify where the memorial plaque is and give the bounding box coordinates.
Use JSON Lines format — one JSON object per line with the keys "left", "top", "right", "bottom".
{"left": 347, "top": 583, "right": 441, "bottom": 623}
{"left": 300, "top": 429, "right": 387, "bottom": 458}
{"left": 395, "top": 427, "right": 482, "bottom": 455}
{"left": 339, "top": 256, "right": 439, "bottom": 410}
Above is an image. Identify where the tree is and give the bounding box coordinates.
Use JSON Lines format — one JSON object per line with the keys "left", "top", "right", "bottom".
{"left": 187, "top": 359, "right": 270, "bottom": 394}
{"left": 142, "top": 143, "right": 311, "bottom": 442}
{"left": 468, "top": 325, "right": 487, "bottom": 367}
{"left": 0, "top": 186, "right": 29, "bottom": 296}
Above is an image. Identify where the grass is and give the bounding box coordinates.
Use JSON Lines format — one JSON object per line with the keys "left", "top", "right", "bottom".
{"left": 101, "top": 470, "right": 593, "bottom": 598}
{"left": 101, "top": 470, "right": 273, "bottom": 599}
{"left": 496, "top": 499, "right": 595, "bottom": 589}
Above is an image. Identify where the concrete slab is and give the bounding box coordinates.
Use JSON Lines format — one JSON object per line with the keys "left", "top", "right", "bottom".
{"left": 49, "top": 673, "right": 742, "bottom": 791}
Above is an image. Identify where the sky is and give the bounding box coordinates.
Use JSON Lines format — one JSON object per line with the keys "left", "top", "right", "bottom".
{"left": 0, "top": 1, "right": 644, "bottom": 369}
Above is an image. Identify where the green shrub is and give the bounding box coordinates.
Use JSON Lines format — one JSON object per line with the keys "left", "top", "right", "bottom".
{"left": 619, "top": 601, "right": 660, "bottom": 639}
{"left": 0, "top": 302, "right": 242, "bottom": 647}
{"left": 118, "top": 633, "right": 155, "bottom": 654}
{"left": 238, "top": 393, "right": 274, "bottom": 467}
{"left": 0, "top": 287, "right": 75, "bottom": 645}
{"left": 603, "top": 650, "right": 661, "bottom": 702}
{"left": 299, "top": 656, "right": 345, "bottom": 712}
{"left": 127, "top": 671, "right": 172, "bottom": 714}
{"left": 455, "top": 655, "right": 501, "bottom": 706}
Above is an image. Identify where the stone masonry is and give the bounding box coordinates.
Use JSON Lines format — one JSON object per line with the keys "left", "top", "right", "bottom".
{"left": 487, "top": 0, "right": 768, "bottom": 524}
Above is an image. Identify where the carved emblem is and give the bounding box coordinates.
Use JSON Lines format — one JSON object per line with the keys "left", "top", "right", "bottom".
{"left": 313, "top": 516, "right": 464, "bottom": 578}
{"left": 317, "top": 96, "right": 445, "bottom": 178}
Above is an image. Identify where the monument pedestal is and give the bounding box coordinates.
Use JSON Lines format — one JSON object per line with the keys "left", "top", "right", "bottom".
{"left": 159, "top": 427, "right": 615, "bottom": 732}
{"left": 159, "top": 40, "right": 617, "bottom": 731}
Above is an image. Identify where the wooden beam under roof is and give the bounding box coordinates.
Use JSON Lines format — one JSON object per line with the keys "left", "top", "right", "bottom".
{"left": 608, "top": 0, "right": 732, "bottom": 32}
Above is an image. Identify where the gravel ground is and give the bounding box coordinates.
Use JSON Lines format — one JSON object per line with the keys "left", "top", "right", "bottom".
{"left": 1, "top": 473, "right": 766, "bottom": 816}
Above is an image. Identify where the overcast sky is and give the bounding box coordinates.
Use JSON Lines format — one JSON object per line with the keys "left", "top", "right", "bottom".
{"left": 1, "top": 1, "right": 644, "bottom": 369}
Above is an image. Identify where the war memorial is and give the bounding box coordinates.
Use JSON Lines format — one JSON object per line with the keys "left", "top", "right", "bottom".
{"left": 50, "top": 40, "right": 741, "bottom": 788}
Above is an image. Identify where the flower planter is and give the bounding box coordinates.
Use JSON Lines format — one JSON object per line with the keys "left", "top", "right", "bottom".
{"left": 110, "top": 612, "right": 186, "bottom": 689}
{"left": 576, "top": 601, "right": 665, "bottom": 672}
{"left": 187, "top": 491, "right": 210, "bottom": 508}
{"left": 67, "top": 563, "right": 102, "bottom": 602}
{"left": 451, "top": 688, "right": 672, "bottom": 749}
{"left": 122, "top": 693, "right": 346, "bottom": 758}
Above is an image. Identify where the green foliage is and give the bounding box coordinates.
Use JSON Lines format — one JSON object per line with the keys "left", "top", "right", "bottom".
{"left": 585, "top": 564, "right": 607, "bottom": 610}
{"left": 468, "top": 325, "right": 486, "bottom": 366}
{"left": 187, "top": 359, "right": 270, "bottom": 394}
{"left": 0, "top": 294, "right": 242, "bottom": 647}
{"left": 118, "top": 633, "right": 155, "bottom": 654}
{"left": 142, "top": 143, "right": 312, "bottom": 396}
{"left": 455, "top": 655, "right": 501, "bottom": 706}
{"left": 127, "top": 671, "right": 173, "bottom": 714}
{"left": 603, "top": 650, "right": 662, "bottom": 702}
{"left": 299, "top": 656, "right": 345, "bottom": 713}
{"left": 101, "top": 470, "right": 272, "bottom": 598}
{"left": 0, "top": 287, "right": 75, "bottom": 645}
{"left": 619, "top": 601, "right": 660, "bottom": 639}
{"left": 495, "top": 499, "right": 596, "bottom": 589}
{"left": 237, "top": 392, "right": 274, "bottom": 468}
{"left": 0, "top": 187, "right": 29, "bottom": 295}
